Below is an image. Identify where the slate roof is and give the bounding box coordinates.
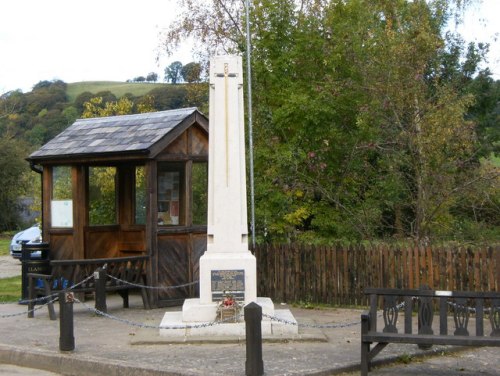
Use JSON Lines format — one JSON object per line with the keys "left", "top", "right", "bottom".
{"left": 29, "top": 107, "right": 206, "bottom": 161}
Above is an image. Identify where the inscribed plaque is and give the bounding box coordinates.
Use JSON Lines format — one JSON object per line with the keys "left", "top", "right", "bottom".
{"left": 211, "top": 269, "right": 245, "bottom": 301}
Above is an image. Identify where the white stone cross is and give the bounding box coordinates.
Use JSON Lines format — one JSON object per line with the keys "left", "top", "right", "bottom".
{"left": 198, "top": 55, "right": 257, "bottom": 306}
{"left": 206, "top": 55, "right": 248, "bottom": 254}
{"left": 161, "top": 56, "right": 297, "bottom": 333}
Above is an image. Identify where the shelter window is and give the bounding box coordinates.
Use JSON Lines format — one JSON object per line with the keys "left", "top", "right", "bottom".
{"left": 89, "top": 166, "right": 117, "bottom": 225}
{"left": 158, "top": 164, "right": 184, "bottom": 226}
{"left": 135, "top": 166, "right": 146, "bottom": 225}
{"left": 51, "top": 166, "right": 73, "bottom": 228}
{"left": 192, "top": 162, "right": 208, "bottom": 225}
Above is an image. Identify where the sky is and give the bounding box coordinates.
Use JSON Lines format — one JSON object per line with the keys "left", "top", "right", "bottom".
{"left": 0, "top": 0, "right": 499, "bottom": 95}
{"left": 0, "top": 0, "right": 193, "bottom": 94}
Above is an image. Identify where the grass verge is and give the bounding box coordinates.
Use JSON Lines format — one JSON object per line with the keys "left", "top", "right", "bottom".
{"left": 0, "top": 234, "right": 12, "bottom": 256}
{"left": 0, "top": 275, "right": 21, "bottom": 302}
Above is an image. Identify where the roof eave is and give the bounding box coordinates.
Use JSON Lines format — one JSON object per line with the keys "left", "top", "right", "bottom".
{"left": 27, "top": 148, "right": 151, "bottom": 165}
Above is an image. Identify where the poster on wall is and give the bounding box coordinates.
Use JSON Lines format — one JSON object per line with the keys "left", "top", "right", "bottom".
{"left": 51, "top": 200, "right": 73, "bottom": 227}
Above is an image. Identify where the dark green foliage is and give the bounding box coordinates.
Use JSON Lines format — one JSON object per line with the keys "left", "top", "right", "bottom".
{"left": 146, "top": 72, "right": 158, "bottom": 82}
{"left": 73, "top": 91, "right": 94, "bottom": 112}
{"left": 0, "top": 137, "right": 30, "bottom": 231}
{"left": 465, "top": 70, "right": 500, "bottom": 156}
{"left": 181, "top": 62, "right": 202, "bottom": 83}
{"left": 148, "top": 85, "right": 187, "bottom": 110}
{"left": 244, "top": 0, "right": 499, "bottom": 244}
{"left": 95, "top": 90, "right": 117, "bottom": 104}
{"left": 164, "top": 61, "right": 183, "bottom": 83}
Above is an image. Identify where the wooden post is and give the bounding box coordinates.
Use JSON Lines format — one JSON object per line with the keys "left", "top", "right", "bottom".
{"left": 94, "top": 267, "right": 107, "bottom": 313}
{"left": 59, "top": 292, "right": 75, "bottom": 352}
{"left": 361, "top": 312, "right": 370, "bottom": 376}
{"left": 245, "top": 302, "right": 264, "bottom": 376}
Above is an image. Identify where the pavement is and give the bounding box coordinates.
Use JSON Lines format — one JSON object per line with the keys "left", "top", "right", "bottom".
{"left": 0, "top": 293, "right": 499, "bottom": 376}
{"left": 1, "top": 257, "right": 498, "bottom": 375}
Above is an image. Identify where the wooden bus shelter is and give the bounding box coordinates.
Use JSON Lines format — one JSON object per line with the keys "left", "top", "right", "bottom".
{"left": 27, "top": 108, "right": 209, "bottom": 307}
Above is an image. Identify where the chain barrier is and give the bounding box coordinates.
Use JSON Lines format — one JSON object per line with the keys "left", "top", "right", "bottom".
{"left": 107, "top": 275, "right": 199, "bottom": 290}
{"left": 262, "top": 313, "right": 361, "bottom": 329}
{"left": 0, "top": 273, "right": 95, "bottom": 313}
{"left": 75, "top": 298, "right": 242, "bottom": 329}
{"left": 0, "top": 296, "right": 58, "bottom": 318}
{"left": 75, "top": 298, "right": 363, "bottom": 331}
{"left": 68, "top": 273, "right": 94, "bottom": 290}
{"left": 388, "top": 296, "right": 493, "bottom": 315}
{"left": 446, "top": 300, "right": 492, "bottom": 314}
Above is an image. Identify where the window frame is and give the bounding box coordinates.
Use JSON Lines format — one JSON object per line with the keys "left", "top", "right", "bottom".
{"left": 87, "top": 165, "right": 118, "bottom": 227}
{"left": 157, "top": 162, "right": 186, "bottom": 227}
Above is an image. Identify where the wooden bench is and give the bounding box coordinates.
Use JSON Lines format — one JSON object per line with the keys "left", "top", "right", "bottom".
{"left": 27, "top": 255, "right": 150, "bottom": 320}
{"left": 361, "top": 287, "right": 500, "bottom": 375}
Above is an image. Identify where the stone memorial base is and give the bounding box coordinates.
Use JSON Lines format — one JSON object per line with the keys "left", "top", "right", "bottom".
{"left": 199, "top": 251, "right": 257, "bottom": 305}
{"left": 159, "top": 297, "right": 298, "bottom": 339}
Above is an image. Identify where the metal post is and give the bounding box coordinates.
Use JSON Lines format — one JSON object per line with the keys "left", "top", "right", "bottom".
{"left": 245, "top": 302, "right": 264, "bottom": 376}
{"left": 59, "top": 292, "right": 75, "bottom": 352}
{"left": 245, "top": 0, "right": 256, "bottom": 248}
{"left": 94, "top": 267, "right": 107, "bottom": 313}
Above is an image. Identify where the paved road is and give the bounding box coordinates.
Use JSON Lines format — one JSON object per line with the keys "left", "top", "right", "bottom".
{"left": 337, "top": 347, "right": 499, "bottom": 375}
{"left": 0, "top": 255, "right": 21, "bottom": 279}
{"left": 0, "top": 364, "right": 59, "bottom": 375}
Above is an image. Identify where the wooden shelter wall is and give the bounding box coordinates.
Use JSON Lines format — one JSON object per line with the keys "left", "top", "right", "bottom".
{"left": 119, "top": 228, "right": 146, "bottom": 256}
{"left": 48, "top": 232, "right": 74, "bottom": 260}
{"left": 157, "top": 234, "right": 190, "bottom": 303}
{"left": 156, "top": 232, "right": 206, "bottom": 306}
{"left": 84, "top": 227, "right": 119, "bottom": 259}
{"left": 157, "top": 126, "right": 208, "bottom": 160}
{"left": 190, "top": 126, "right": 209, "bottom": 156}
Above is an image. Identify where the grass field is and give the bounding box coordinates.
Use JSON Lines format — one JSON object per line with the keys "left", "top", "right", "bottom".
{"left": 0, "top": 276, "right": 21, "bottom": 302}
{"left": 0, "top": 232, "right": 21, "bottom": 302}
{"left": 66, "top": 81, "right": 170, "bottom": 102}
{"left": 0, "top": 234, "right": 11, "bottom": 257}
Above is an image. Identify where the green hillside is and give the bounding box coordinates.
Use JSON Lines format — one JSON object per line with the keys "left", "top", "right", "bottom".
{"left": 66, "top": 81, "right": 171, "bottom": 102}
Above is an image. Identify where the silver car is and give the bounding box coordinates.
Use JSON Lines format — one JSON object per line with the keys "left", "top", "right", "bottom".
{"left": 9, "top": 225, "right": 42, "bottom": 259}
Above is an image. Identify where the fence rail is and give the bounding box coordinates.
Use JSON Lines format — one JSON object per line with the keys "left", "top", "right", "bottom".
{"left": 254, "top": 244, "right": 499, "bottom": 306}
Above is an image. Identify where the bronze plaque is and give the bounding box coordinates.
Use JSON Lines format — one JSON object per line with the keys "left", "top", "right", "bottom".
{"left": 211, "top": 269, "right": 245, "bottom": 301}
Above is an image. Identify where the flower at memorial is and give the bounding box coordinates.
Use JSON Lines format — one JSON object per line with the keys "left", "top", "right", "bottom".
{"left": 217, "top": 293, "right": 242, "bottom": 323}
{"left": 222, "top": 295, "right": 236, "bottom": 307}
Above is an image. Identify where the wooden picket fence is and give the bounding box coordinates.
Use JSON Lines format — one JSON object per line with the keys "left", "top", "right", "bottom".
{"left": 254, "top": 244, "right": 499, "bottom": 307}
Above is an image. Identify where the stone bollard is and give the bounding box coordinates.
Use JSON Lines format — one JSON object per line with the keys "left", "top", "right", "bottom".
{"left": 59, "top": 292, "right": 75, "bottom": 351}
{"left": 94, "top": 267, "right": 107, "bottom": 313}
{"left": 245, "top": 302, "right": 264, "bottom": 376}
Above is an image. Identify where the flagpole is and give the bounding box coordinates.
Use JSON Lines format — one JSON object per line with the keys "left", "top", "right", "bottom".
{"left": 245, "top": 0, "right": 256, "bottom": 248}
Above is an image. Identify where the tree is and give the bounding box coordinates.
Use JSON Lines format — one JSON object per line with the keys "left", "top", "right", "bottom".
{"left": 74, "top": 91, "right": 94, "bottom": 113}
{"left": 162, "top": 0, "right": 498, "bottom": 244}
{"left": 164, "top": 61, "right": 183, "bottom": 84}
{"left": 82, "top": 97, "right": 134, "bottom": 118}
{"left": 181, "top": 62, "right": 202, "bottom": 83}
{"left": 0, "top": 136, "right": 31, "bottom": 231}
{"left": 146, "top": 72, "right": 158, "bottom": 83}
{"left": 160, "top": 0, "right": 243, "bottom": 57}
{"left": 148, "top": 86, "right": 188, "bottom": 110}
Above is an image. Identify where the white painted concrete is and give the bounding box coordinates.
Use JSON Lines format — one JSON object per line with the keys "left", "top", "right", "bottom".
{"left": 159, "top": 55, "right": 298, "bottom": 338}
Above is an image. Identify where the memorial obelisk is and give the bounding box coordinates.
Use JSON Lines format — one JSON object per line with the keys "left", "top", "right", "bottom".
{"left": 160, "top": 55, "right": 297, "bottom": 337}
{"left": 182, "top": 55, "right": 257, "bottom": 321}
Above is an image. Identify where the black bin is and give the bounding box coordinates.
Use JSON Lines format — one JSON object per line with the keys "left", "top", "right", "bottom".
{"left": 20, "top": 242, "right": 51, "bottom": 304}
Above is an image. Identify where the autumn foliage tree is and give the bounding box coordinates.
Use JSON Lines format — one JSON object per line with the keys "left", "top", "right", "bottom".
{"left": 160, "top": 0, "right": 498, "bottom": 244}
